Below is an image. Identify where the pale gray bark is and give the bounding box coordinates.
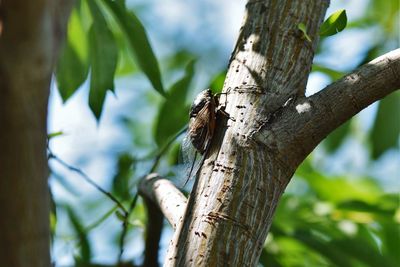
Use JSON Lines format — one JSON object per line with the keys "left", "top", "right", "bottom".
{"left": 165, "top": 0, "right": 330, "bottom": 266}
{"left": 253, "top": 49, "right": 400, "bottom": 168}
{"left": 0, "top": 0, "right": 73, "bottom": 266}
{"left": 139, "top": 174, "right": 187, "bottom": 230}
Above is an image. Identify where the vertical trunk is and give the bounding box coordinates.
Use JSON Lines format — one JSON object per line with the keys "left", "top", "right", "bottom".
{"left": 0, "top": 0, "right": 72, "bottom": 266}
{"left": 166, "top": 0, "right": 329, "bottom": 266}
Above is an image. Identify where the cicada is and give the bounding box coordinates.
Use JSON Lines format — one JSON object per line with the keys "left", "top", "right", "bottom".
{"left": 181, "top": 89, "right": 225, "bottom": 187}
{"left": 188, "top": 89, "right": 218, "bottom": 154}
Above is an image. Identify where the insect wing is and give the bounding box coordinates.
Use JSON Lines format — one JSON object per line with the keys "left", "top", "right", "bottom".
{"left": 179, "top": 134, "right": 202, "bottom": 189}
{"left": 188, "top": 101, "right": 214, "bottom": 154}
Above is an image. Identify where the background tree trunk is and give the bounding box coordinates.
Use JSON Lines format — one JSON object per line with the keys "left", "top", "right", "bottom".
{"left": 0, "top": 1, "right": 72, "bottom": 266}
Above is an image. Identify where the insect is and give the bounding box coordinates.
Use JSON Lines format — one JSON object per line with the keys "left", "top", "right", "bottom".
{"left": 188, "top": 89, "right": 218, "bottom": 154}
{"left": 181, "top": 88, "right": 231, "bottom": 187}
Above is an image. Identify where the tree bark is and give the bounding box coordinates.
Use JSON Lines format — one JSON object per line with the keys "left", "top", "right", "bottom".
{"left": 0, "top": 0, "right": 73, "bottom": 266}
{"left": 139, "top": 174, "right": 187, "bottom": 230}
{"left": 254, "top": 49, "right": 400, "bottom": 168}
{"left": 165, "top": 0, "right": 330, "bottom": 266}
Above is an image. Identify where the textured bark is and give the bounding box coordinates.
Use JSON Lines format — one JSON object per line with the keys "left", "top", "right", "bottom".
{"left": 0, "top": 0, "right": 73, "bottom": 266}
{"left": 254, "top": 49, "right": 400, "bottom": 168}
{"left": 165, "top": 0, "right": 330, "bottom": 266}
{"left": 139, "top": 174, "right": 187, "bottom": 230}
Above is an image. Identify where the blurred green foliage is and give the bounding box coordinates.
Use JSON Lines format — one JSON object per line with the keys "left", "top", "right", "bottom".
{"left": 56, "top": 0, "right": 164, "bottom": 120}
{"left": 260, "top": 161, "right": 399, "bottom": 267}
{"left": 51, "top": 0, "right": 399, "bottom": 266}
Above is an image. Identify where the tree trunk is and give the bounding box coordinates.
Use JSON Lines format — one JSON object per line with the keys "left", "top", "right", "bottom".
{"left": 0, "top": 1, "right": 72, "bottom": 266}
{"left": 161, "top": 0, "right": 400, "bottom": 266}
{"left": 165, "top": 0, "right": 329, "bottom": 265}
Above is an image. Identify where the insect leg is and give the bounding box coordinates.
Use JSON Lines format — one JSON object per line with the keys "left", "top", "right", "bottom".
{"left": 217, "top": 108, "right": 236, "bottom": 121}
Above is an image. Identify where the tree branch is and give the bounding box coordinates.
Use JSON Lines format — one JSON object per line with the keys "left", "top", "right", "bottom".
{"left": 141, "top": 195, "right": 163, "bottom": 267}
{"left": 139, "top": 174, "right": 187, "bottom": 230}
{"left": 255, "top": 49, "right": 400, "bottom": 167}
{"left": 118, "top": 193, "right": 139, "bottom": 264}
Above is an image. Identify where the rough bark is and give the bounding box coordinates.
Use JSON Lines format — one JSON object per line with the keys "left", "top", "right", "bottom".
{"left": 139, "top": 174, "right": 187, "bottom": 230}
{"left": 0, "top": 0, "right": 73, "bottom": 266}
{"left": 254, "top": 49, "right": 400, "bottom": 168}
{"left": 165, "top": 0, "right": 330, "bottom": 266}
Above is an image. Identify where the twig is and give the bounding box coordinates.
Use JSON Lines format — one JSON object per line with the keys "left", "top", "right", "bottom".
{"left": 48, "top": 150, "right": 128, "bottom": 216}
{"left": 118, "top": 193, "right": 139, "bottom": 264}
{"left": 85, "top": 205, "right": 119, "bottom": 232}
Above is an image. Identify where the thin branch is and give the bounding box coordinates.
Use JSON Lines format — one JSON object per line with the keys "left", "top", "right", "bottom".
{"left": 85, "top": 205, "right": 119, "bottom": 232}
{"left": 139, "top": 174, "right": 187, "bottom": 230}
{"left": 118, "top": 193, "right": 139, "bottom": 265}
{"left": 255, "top": 49, "right": 400, "bottom": 168}
{"left": 48, "top": 150, "right": 128, "bottom": 216}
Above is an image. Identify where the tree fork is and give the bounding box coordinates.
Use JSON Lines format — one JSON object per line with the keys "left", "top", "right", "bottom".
{"left": 165, "top": 0, "right": 329, "bottom": 266}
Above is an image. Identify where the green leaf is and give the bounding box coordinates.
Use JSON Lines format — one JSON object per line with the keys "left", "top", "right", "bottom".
{"left": 337, "top": 200, "right": 395, "bottom": 219}
{"left": 47, "top": 131, "right": 64, "bottom": 139}
{"left": 154, "top": 60, "right": 196, "bottom": 147}
{"left": 332, "top": 237, "right": 397, "bottom": 267}
{"left": 370, "top": 92, "right": 400, "bottom": 158}
{"left": 102, "top": 0, "right": 165, "bottom": 96}
{"left": 320, "top": 9, "right": 347, "bottom": 37}
{"left": 259, "top": 248, "right": 281, "bottom": 267}
{"left": 298, "top": 23, "right": 312, "bottom": 42}
{"left": 358, "top": 44, "right": 382, "bottom": 67}
{"left": 112, "top": 153, "right": 135, "bottom": 201}
{"left": 115, "top": 35, "right": 138, "bottom": 76}
{"left": 380, "top": 222, "right": 400, "bottom": 264}
{"left": 294, "top": 230, "right": 354, "bottom": 267}
{"left": 87, "top": 0, "right": 118, "bottom": 119}
{"left": 323, "top": 119, "right": 351, "bottom": 152}
{"left": 167, "top": 142, "right": 181, "bottom": 166}
{"left": 369, "top": 0, "right": 400, "bottom": 35}
{"left": 208, "top": 70, "right": 226, "bottom": 94}
{"left": 164, "top": 50, "right": 195, "bottom": 71}
{"left": 49, "top": 189, "right": 57, "bottom": 245}
{"left": 312, "top": 64, "right": 345, "bottom": 81}
{"left": 56, "top": 8, "right": 89, "bottom": 101}
{"left": 66, "top": 207, "right": 91, "bottom": 264}
{"left": 298, "top": 171, "right": 382, "bottom": 204}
